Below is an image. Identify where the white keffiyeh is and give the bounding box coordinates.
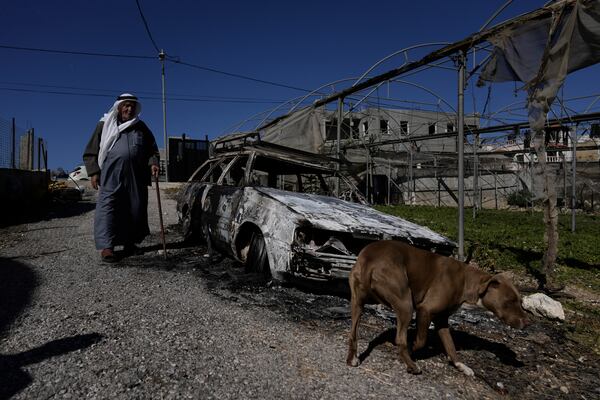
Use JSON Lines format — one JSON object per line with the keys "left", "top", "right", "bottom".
{"left": 97, "top": 93, "right": 142, "bottom": 168}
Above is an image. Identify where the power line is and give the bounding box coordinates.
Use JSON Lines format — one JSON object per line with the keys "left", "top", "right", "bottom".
{"left": 0, "top": 43, "right": 314, "bottom": 93}
{"left": 167, "top": 58, "right": 313, "bottom": 93}
{"left": 0, "top": 80, "right": 287, "bottom": 102}
{"left": 0, "top": 87, "right": 284, "bottom": 104}
{"left": 135, "top": 0, "right": 161, "bottom": 53}
{"left": 0, "top": 44, "right": 154, "bottom": 59}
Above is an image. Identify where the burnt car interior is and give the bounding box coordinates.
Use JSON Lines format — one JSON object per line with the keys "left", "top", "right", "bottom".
{"left": 190, "top": 145, "right": 341, "bottom": 196}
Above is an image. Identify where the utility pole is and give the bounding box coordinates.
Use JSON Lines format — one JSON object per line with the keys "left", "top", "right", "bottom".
{"left": 159, "top": 50, "right": 169, "bottom": 182}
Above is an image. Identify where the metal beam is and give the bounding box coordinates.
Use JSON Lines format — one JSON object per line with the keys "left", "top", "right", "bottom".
{"left": 343, "top": 111, "right": 600, "bottom": 150}
{"left": 457, "top": 51, "right": 466, "bottom": 261}
{"left": 312, "top": 0, "right": 574, "bottom": 109}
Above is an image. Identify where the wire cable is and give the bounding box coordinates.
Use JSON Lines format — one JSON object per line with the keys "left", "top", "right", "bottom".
{"left": 166, "top": 57, "right": 313, "bottom": 93}
{"left": 0, "top": 44, "right": 314, "bottom": 93}
{"left": 0, "top": 80, "right": 287, "bottom": 102}
{"left": 0, "top": 44, "right": 154, "bottom": 59}
{"left": 135, "top": 0, "right": 161, "bottom": 53}
{"left": 0, "top": 87, "right": 283, "bottom": 104}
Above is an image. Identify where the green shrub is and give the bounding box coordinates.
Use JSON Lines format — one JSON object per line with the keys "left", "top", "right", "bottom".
{"left": 507, "top": 189, "right": 532, "bottom": 207}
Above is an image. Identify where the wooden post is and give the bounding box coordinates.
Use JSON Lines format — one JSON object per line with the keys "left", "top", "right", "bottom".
{"left": 30, "top": 128, "right": 35, "bottom": 170}
{"left": 571, "top": 126, "right": 577, "bottom": 232}
{"left": 11, "top": 118, "right": 16, "bottom": 169}
{"left": 37, "top": 138, "right": 42, "bottom": 171}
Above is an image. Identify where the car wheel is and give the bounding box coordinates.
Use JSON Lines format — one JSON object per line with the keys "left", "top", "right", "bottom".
{"left": 246, "top": 230, "right": 271, "bottom": 278}
{"left": 181, "top": 210, "right": 194, "bottom": 242}
{"left": 181, "top": 204, "right": 203, "bottom": 243}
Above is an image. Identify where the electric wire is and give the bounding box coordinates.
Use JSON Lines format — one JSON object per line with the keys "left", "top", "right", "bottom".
{"left": 0, "top": 44, "right": 316, "bottom": 93}
{"left": 0, "top": 87, "right": 283, "bottom": 104}
{"left": 0, "top": 80, "right": 287, "bottom": 102}
{"left": 166, "top": 57, "right": 313, "bottom": 93}
{"left": 135, "top": 0, "right": 161, "bottom": 53}
{"left": 0, "top": 44, "right": 154, "bottom": 59}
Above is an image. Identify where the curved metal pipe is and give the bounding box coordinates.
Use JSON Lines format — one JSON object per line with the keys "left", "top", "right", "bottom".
{"left": 254, "top": 95, "right": 307, "bottom": 129}
{"left": 224, "top": 108, "right": 274, "bottom": 133}
{"left": 288, "top": 77, "right": 361, "bottom": 113}
{"left": 353, "top": 42, "right": 451, "bottom": 87}
{"left": 391, "top": 79, "right": 456, "bottom": 114}
{"left": 479, "top": 0, "right": 514, "bottom": 32}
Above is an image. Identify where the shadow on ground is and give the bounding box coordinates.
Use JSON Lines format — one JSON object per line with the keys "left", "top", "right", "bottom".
{"left": 358, "top": 327, "right": 523, "bottom": 368}
{"left": 0, "top": 257, "right": 103, "bottom": 399}
{"left": 0, "top": 200, "right": 96, "bottom": 228}
{"left": 0, "top": 333, "right": 103, "bottom": 400}
{"left": 0, "top": 258, "right": 38, "bottom": 336}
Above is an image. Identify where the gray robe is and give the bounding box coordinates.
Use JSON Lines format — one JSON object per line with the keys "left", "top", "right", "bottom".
{"left": 83, "top": 121, "right": 159, "bottom": 250}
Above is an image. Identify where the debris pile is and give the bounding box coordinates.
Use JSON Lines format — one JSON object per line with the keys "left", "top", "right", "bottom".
{"left": 48, "top": 181, "right": 82, "bottom": 203}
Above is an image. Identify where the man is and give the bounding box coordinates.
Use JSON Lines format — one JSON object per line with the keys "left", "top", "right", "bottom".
{"left": 83, "top": 93, "right": 160, "bottom": 262}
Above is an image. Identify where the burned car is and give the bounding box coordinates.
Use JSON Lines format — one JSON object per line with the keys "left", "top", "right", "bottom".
{"left": 177, "top": 132, "right": 455, "bottom": 281}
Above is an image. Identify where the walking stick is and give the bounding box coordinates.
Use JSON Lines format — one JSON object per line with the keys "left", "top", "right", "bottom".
{"left": 154, "top": 174, "right": 168, "bottom": 259}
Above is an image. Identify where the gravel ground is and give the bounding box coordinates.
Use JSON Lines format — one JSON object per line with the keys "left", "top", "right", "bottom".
{"left": 0, "top": 183, "right": 598, "bottom": 399}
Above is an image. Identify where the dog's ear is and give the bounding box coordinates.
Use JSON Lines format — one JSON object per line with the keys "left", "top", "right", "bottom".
{"left": 478, "top": 274, "right": 501, "bottom": 296}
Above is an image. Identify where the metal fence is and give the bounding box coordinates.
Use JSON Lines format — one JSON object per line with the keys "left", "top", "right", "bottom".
{"left": 0, "top": 115, "right": 47, "bottom": 170}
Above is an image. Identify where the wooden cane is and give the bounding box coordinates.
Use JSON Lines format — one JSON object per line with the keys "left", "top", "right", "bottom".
{"left": 154, "top": 174, "right": 168, "bottom": 259}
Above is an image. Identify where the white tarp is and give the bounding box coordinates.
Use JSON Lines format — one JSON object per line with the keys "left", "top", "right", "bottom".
{"left": 260, "top": 106, "right": 326, "bottom": 153}
{"left": 478, "top": 0, "right": 600, "bottom": 281}
{"left": 479, "top": 0, "right": 600, "bottom": 197}
{"left": 479, "top": 0, "right": 600, "bottom": 130}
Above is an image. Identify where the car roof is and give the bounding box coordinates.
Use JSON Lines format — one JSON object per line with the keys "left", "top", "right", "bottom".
{"left": 211, "top": 133, "right": 339, "bottom": 172}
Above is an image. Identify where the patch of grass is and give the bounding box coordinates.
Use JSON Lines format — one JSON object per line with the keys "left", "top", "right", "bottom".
{"left": 377, "top": 205, "right": 600, "bottom": 355}
{"left": 375, "top": 205, "right": 600, "bottom": 293}
{"left": 563, "top": 299, "right": 600, "bottom": 355}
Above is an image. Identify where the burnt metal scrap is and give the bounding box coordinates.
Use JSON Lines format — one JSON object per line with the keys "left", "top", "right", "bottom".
{"left": 177, "top": 138, "right": 455, "bottom": 282}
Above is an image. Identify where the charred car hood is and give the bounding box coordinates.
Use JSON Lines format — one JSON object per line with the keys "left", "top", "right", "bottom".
{"left": 253, "top": 187, "right": 456, "bottom": 249}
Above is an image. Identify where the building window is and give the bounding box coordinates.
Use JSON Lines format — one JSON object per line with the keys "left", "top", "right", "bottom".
{"left": 380, "top": 119, "right": 390, "bottom": 134}
{"left": 325, "top": 118, "right": 351, "bottom": 140}
{"left": 446, "top": 122, "right": 454, "bottom": 133}
{"left": 400, "top": 121, "right": 409, "bottom": 134}
{"left": 428, "top": 123, "right": 436, "bottom": 135}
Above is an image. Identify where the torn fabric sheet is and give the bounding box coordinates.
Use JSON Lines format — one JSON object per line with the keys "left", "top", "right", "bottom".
{"left": 479, "top": 0, "right": 600, "bottom": 130}
{"left": 260, "top": 106, "right": 327, "bottom": 153}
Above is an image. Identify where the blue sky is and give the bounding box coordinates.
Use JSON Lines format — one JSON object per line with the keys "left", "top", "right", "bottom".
{"left": 2, "top": 0, "right": 598, "bottom": 171}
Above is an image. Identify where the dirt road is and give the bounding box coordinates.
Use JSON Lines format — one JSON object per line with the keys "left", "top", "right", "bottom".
{"left": 0, "top": 184, "right": 598, "bottom": 399}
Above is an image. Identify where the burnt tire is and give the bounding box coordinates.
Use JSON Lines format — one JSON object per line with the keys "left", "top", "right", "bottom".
{"left": 181, "top": 201, "right": 203, "bottom": 244}
{"left": 181, "top": 210, "right": 195, "bottom": 242}
{"left": 246, "top": 231, "right": 271, "bottom": 278}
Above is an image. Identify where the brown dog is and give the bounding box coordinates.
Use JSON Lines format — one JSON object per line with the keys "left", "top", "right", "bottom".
{"left": 346, "top": 240, "right": 529, "bottom": 376}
